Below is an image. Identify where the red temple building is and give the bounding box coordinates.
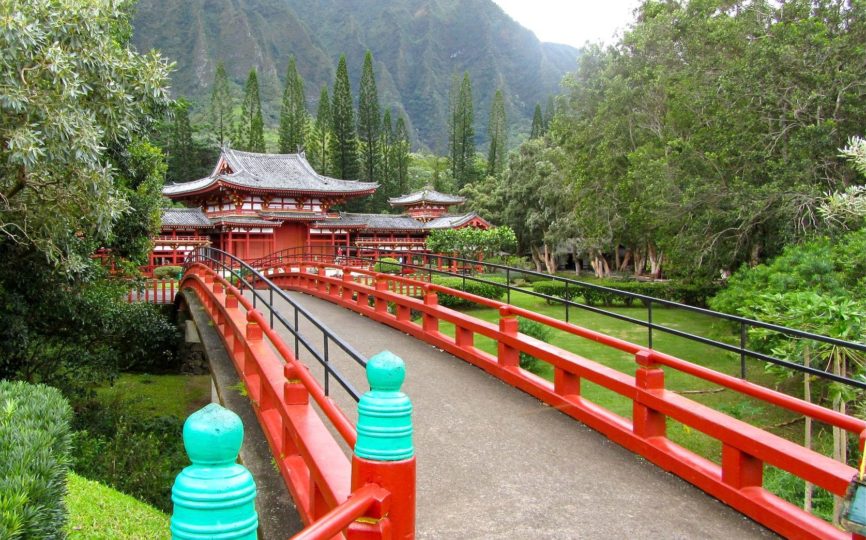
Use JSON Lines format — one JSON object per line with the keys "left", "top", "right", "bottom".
{"left": 151, "top": 149, "right": 489, "bottom": 267}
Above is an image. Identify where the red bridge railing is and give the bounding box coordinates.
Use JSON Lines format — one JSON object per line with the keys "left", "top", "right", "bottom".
{"left": 267, "top": 259, "right": 866, "bottom": 540}
{"left": 180, "top": 253, "right": 416, "bottom": 539}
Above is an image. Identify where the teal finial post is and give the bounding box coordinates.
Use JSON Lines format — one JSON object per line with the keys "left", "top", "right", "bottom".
{"left": 170, "top": 403, "right": 258, "bottom": 539}
{"left": 355, "top": 351, "right": 414, "bottom": 460}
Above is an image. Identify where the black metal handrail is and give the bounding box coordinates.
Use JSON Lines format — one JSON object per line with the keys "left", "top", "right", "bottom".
{"left": 184, "top": 247, "right": 368, "bottom": 401}
{"left": 250, "top": 244, "right": 866, "bottom": 392}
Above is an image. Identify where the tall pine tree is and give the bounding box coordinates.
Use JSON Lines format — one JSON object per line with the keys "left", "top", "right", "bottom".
{"left": 357, "top": 50, "right": 381, "bottom": 186}
{"left": 486, "top": 89, "right": 507, "bottom": 177}
{"left": 530, "top": 103, "right": 544, "bottom": 139}
{"left": 381, "top": 108, "right": 395, "bottom": 202}
{"left": 168, "top": 99, "right": 194, "bottom": 182}
{"left": 278, "top": 56, "right": 307, "bottom": 153}
{"left": 329, "top": 55, "right": 359, "bottom": 180}
{"left": 448, "top": 73, "right": 461, "bottom": 182}
{"left": 394, "top": 116, "right": 410, "bottom": 197}
{"left": 448, "top": 72, "right": 475, "bottom": 188}
{"left": 210, "top": 61, "right": 233, "bottom": 147}
{"left": 237, "top": 68, "right": 265, "bottom": 152}
{"left": 309, "top": 85, "right": 331, "bottom": 174}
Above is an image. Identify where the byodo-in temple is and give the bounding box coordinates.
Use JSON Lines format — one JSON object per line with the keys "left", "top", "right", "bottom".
{"left": 150, "top": 148, "right": 490, "bottom": 266}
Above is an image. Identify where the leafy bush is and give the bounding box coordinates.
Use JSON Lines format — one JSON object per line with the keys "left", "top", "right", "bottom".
{"left": 71, "top": 392, "right": 185, "bottom": 512}
{"left": 374, "top": 257, "right": 402, "bottom": 274}
{"left": 153, "top": 265, "right": 182, "bottom": 279}
{"left": 432, "top": 276, "right": 507, "bottom": 308}
{"left": 533, "top": 279, "right": 719, "bottom": 307}
{"left": 518, "top": 318, "right": 552, "bottom": 374}
{"left": 0, "top": 381, "right": 73, "bottom": 539}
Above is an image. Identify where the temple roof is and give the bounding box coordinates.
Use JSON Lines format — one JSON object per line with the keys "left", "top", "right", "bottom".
{"left": 161, "top": 208, "right": 211, "bottom": 228}
{"left": 388, "top": 186, "right": 465, "bottom": 207}
{"left": 209, "top": 215, "right": 277, "bottom": 227}
{"left": 163, "top": 148, "right": 378, "bottom": 197}
{"left": 313, "top": 212, "right": 486, "bottom": 231}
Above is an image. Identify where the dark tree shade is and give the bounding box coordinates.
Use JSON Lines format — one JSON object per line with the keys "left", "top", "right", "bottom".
{"left": 329, "top": 55, "right": 359, "bottom": 180}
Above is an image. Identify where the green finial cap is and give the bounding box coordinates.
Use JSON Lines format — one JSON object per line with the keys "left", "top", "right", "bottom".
{"left": 354, "top": 351, "right": 414, "bottom": 461}
{"left": 183, "top": 403, "right": 244, "bottom": 466}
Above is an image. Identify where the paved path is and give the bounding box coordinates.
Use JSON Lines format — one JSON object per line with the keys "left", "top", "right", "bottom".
{"left": 263, "top": 290, "right": 775, "bottom": 539}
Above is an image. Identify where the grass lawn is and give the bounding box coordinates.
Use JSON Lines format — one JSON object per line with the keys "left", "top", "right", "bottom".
{"left": 97, "top": 373, "right": 212, "bottom": 419}
{"left": 66, "top": 472, "right": 170, "bottom": 539}
{"left": 434, "top": 287, "right": 805, "bottom": 462}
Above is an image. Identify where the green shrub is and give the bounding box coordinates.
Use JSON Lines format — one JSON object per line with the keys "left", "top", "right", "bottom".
{"left": 432, "top": 276, "right": 507, "bottom": 308}
{"left": 152, "top": 265, "right": 182, "bottom": 279}
{"left": 71, "top": 392, "right": 185, "bottom": 513}
{"left": 533, "top": 279, "right": 719, "bottom": 307}
{"left": 373, "top": 257, "right": 402, "bottom": 274}
{"left": 518, "top": 318, "right": 552, "bottom": 374}
{"left": 0, "top": 381, "right": 72, "bottom": 539}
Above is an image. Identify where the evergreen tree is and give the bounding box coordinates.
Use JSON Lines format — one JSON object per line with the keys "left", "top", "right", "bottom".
{"left": 394, "top": 116, "right": 410, "bottom": 196}
{"left": 381, "top": 108, "right": 395, "bottom": 201}
{"left": 543, "top": 95, "right": 555, "bottom": 131}
{"left": 530, "top": 103, "right": 544, "bottom": 139}
{"left": 448, "top": 72, "right": 475, "bottom": 188}
{"left": 329, "top": 55, "right": 359, "bottom": 179}
{"left": 309, "top": 85, "right": 331, "bottom": 174}
{"left": 210, "top": 61, "right": 233, "bottom": 147}
{"left": 278, "top": 56, "right": 307, "bottom": 153}
{"left": 486, "top": 89, "right": 507, "bottom": 177}
{"left": 168, "top": 99, "right": 194, "bottom": 182}
{"left": 237, "top": 68, "right": 265, "bottom": 151}
{"left": 448, "top": 73, "right": 461, "bottom": 181}
{"left": 357, "top": 50, "right": 381, "bottom": 185}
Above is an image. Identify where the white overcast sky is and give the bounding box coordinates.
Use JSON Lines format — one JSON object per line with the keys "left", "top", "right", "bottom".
{"left": 492, "top": 0, "right": 644, "bottom": 48}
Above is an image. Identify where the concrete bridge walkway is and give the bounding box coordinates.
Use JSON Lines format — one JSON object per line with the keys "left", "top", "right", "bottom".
{"left": 265, "top": 290, "right": 775, "bottom": 539}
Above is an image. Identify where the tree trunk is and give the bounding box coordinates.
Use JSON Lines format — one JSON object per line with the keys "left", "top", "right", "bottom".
{"left": 530, "top": 246, "right": 544, "bottom": 273}
{"left": 803, "top": 347, "right": 814, "bottom": 513}
{"left": 619, "top": 249, "right": 632, "bottom": 273}
{"left": 542, "top": 244, "right": 556, "bottom": 274}
{"left": 633, "top": 246, "right": 646, "bottom": 277}
{"left": 571, "top": 247, "right": 580, "bottom": 276}
{"left": 648, "top": 243, "right": 664, "bottom": 279}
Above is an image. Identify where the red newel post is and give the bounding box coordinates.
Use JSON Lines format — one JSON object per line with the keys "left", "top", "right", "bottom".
{"left": 422, "top": 288, "right": 438, "bottom": 334}
{"left": 497, "top": 307, "right": 519, "bottom": 368}
{"left": 633, "top": 350, "right": 666, "bottom": 438}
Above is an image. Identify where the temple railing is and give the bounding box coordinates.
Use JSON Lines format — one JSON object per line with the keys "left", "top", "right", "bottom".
{"left": 265, "top": 257, "right": 866, "bottom": 540}
{"left": 180, "top": 247, "right": 416, "bottom": 538}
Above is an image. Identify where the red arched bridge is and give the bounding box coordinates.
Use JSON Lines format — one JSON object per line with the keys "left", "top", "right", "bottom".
{"left": 171, "top": 246, "right": 866, "bottom": 539}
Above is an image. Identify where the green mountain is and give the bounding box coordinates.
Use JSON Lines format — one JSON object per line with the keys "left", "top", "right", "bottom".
{"left": 131, "top": 0, "right": 579, "bottom": 151}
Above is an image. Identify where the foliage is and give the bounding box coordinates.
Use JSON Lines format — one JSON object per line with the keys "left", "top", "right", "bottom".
{"left": 0, "top": 381, "right": 72, "bottom": 540}
{"left": 71, "top": 392, "right": 185, "bottom": 512}
{"left": 278, "top": 56, "right": 307, "bottom": 154}
{"left": 517, "top": 318, "right": 552, "bottom": 374}
{"left": 486, "top": 89, "right": 507, "bottom": 177}
{"left": 530, "top": 104, "right": 544, "bottom": 139}
{"left": 330, "top": 55, "right": 359, "bottom": 180}
{"left": 210, "top": 60, "right": 234, "bottom": 147}
{"left": 236, "top": 69, "right": 265, "bottom": 152}
{"left": 358, "top": 51, "right": 381, "bottom": 188}
{"left": 426, "top": 226, "right": 517, "bottom": 259}
{"left": 65, "top": 472, "right": 170, "bottom": 539}
{"left": 308, "top": 85, "right": 332, "bottom": 174}
{"left": 431, "top": 276, "right": 506, "bottom": 308}
{"left": 533, "top": 279, "right": 719, "bottom": 307}
{"left": 0, "top": 250, "right": 180, "bottom": 396}
{"left": 152, "top": 266, "right": 183, "bottom": 280}
{"left": 449, "top": 72, "right": 476, "bottom": 188}
{"left": 373, "top": 257, "right": 402, "bottom": 274}
{"left": 0, "top": 0, "right": 172, "bottom": 270}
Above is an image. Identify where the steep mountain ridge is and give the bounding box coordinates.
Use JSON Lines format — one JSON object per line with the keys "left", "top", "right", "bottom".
{"left": 131, "top": 0, "right": 579, "bottom": 150}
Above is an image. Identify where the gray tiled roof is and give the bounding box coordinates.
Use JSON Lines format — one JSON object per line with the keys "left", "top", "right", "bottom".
{"left": 389, "top": 186, "right": 464, "bottom": 206}
{"left": 163, "top": 148, "right": 378, "bottom": 196}
{"left": 161, "top": 208, "right": 211, "bottom": 228}
{"left": 425, "top": 212, "right": 484, "bottom": 229}
{"left": 315, "top": 213, "right": 423, "bottom": 230}
{"left": 257, "top": 210, "right": 329, "bottom": 220}
{"left": 209, "top": 216, "right": 277, "bottom": 227}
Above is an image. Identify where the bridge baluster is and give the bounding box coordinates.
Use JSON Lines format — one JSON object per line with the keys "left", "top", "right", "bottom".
{"left": 497, "top": 307, "right": 519, "bottom": 369}
{"left": 633, "top": 350, "right": 666, "bottom": 439}
{"left": 375, "top": 279, "right": 388, "bottom": 313}
{"left": 170, "top": 404, "right": 258, "bottom": 539}
{"left": 349, "top": 351, "right": 415, "bottom": 540}
{"left": 422, "top": 287, "right": 438, "bottom": 334}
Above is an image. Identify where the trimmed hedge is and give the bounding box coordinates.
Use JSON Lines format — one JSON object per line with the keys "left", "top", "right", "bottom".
{"left": 518, "top": 318, "right": 552, "bottom": 374}
{"left": 432, "top": 276, "right": 507, "bottom": 308}
{"left": 373, "top": 257, "right": 402, "bottom": 274}
{"left": 532, "top": 279, "right": 720, "bottom": 307}
{"left": 153, "top": 265, "right": 182, "bottom": 279}
{"left": 0, "top": 381, "right": 73, "bottom": 539}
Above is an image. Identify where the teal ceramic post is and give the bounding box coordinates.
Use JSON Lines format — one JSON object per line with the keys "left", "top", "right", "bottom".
{"left": 354, "top": 351, "right": 414, "bottom": 461}
{"left": 170, "top": 403, "right": 258, "bottom": 539}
